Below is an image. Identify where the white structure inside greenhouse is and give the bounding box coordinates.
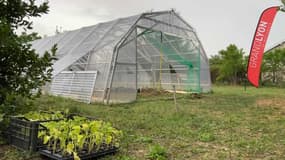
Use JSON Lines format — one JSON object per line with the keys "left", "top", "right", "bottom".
{"left": 32, "top": 10, "right": 211, "bottom": 104}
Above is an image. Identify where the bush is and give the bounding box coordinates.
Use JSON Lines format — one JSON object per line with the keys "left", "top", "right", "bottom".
{"left": 0, "top": 94, "right": 37, "bottom": 141}
{"left": 146, "top": 144, "right": 168, "bottom": 160}
{"left": 198, "top": 132, "right": 215, "bottom": 142}
{"left": 0, "top": 94, "right": 36, "bottom": 116}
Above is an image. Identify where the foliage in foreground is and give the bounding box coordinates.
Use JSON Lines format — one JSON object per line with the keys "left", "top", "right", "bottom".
{"left": 8, "top": 111, "right": 123, "bottom": 160}
{"left": 146, "top": 144, "right": 168, "bottom": 160}
{"left": 0, "top": 0, "right": 56, "bottom": 105}
{"left": 22, "top": 111, "right": 64, "bottom": 121}
{"left": 38, "top": 116, "right": 122, "bottom": 160}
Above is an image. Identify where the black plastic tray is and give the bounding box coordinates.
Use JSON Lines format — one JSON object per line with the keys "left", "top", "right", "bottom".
{"left": 39, "top": 147, "right": 118, "bottom": 160}
{"left": 7, "top": 116, "right": 63, "bottom": 151}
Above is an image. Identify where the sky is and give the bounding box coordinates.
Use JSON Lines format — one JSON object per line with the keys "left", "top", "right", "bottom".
{"left": 31, "top": 0, "right": 285, "bottom": 56}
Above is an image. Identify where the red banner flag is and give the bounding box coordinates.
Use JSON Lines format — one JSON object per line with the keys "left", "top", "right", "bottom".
{"left": 247, "top": 6, "right": 279, "bottom": 87}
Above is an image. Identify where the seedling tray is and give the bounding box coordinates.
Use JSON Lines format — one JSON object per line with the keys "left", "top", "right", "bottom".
{"left": 39, "top": 147, "right": 118, "bottom": 160}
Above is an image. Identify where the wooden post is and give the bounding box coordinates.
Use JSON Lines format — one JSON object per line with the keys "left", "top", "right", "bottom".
{"left": 173, "top": 85, "right": 178, "bottom": 112}
{"left": 159, "top": 51, "right": 162, "bottom": 90}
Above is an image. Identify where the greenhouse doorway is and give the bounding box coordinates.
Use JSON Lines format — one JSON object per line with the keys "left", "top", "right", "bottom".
{"left": 136, "top": 29, "right": 201, "bottom": 93}
{"left": 107, "top": 27, "right": 201, "bottom": 103}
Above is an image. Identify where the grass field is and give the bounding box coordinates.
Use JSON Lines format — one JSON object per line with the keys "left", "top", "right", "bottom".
{"left": 1, "top": 86, "right": 285, "bottom": 160}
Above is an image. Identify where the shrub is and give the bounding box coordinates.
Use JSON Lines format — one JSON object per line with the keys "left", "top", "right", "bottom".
{"left": 146, "top": 144, "right": 168, "bottom": 160}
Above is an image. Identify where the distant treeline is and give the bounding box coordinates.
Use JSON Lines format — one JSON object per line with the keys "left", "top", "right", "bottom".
{"left": 210, "top": 44, "right": 285, "bottom": 87}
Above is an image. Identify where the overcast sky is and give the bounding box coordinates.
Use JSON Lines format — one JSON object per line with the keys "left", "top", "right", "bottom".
{"left": 31, "top": 0, "right": 285, "bottom": 56}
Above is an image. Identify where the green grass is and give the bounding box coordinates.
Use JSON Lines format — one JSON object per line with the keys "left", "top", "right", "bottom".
{"left": 2, "top": 86, "right": 285, "bottom": 160}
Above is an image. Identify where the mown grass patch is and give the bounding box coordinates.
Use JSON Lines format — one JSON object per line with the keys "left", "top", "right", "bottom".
{"left": 1, "top": 86, "right": 285, "bottom": 160}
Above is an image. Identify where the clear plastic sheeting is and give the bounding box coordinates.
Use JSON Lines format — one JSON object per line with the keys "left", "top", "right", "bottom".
{"left": 138, "top": 31, "right": 201, "bottom": 92}
{"left": 50, "top": 71, "right": 97, "bottom": 103}
{"left": 32, "top": 10, "right": 211, "bottom": 104}
{"left": 108, "top": 30, "right": 137, "bottom": 103}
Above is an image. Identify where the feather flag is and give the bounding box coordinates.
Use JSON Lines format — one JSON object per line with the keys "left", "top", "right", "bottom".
{"left": 247, "top": 6, "right": 279, "bottom": 87}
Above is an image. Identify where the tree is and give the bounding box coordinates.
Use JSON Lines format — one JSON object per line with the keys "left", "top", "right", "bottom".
{"left": 0, "top": 0, "right": 57, "bottom": 105}
{"left": 217, "top": 44, "right": 245, "bottom": 85}
{"left": 19, "top": 32, "right": 42, "bottom": 43}
{"left": 209, "top": 55, "right": 222, "bottom": 83}
{"left": 262, "top": 48, "right": 285, "bottom": 85}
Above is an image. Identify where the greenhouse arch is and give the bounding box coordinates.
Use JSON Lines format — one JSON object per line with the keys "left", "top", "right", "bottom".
{"left": 32, "top": 10, "right": 211, "bottom": 104}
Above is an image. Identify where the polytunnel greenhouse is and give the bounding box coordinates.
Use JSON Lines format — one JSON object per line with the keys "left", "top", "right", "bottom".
{"left": 32, "top": 10, "right": 211, "bottom": 104}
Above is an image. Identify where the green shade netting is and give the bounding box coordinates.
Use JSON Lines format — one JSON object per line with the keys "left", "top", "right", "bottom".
{"left": 143, "top": 31, "right": 200, "bottom": 92}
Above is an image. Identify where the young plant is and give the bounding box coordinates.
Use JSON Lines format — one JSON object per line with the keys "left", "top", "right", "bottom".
{"left": 22, "top": 111, "right": 64, "bottom": 121}
{"left": 147, "top": 144, "right": 168, "bottom": 160}
{"left": 38, "top": 116, "right": 122, "bottom": 160}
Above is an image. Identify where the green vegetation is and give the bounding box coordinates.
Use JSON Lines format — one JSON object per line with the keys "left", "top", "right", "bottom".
{"left": 216, "top": 44, "right": 246, "bottom": 85}
{"left": 38, "top": 116, "right": 122, "bottom": 160}
{"left": 12, "top": 111, "right": 122, "bottom": 160}
{"left": 210, "top": 44, "right": 285, "bottom": 86}
{"left": 262, "top": 48, "right": 285, "bottom": 86}
{"left": 146, "top": 144, "right": 168, "bottom": 160}
{"left": 1, "top": 86, "right": 285, "bottom": 160}
{"left": 0, "top": 1, "right": 283, "bottom": 159}
{"left": 0, "top": 0, "right": 56, "bottom": 113}
{"left": 210, "top": 44, "right": 246, "bottom": 85}
{"left": 0, "top": 0, "right": 56, "bottom": 142}
{"left": 21, "top": 111, "right": 64, "bottom": 121}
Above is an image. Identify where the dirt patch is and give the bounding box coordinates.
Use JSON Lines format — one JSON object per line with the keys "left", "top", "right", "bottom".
{"left": 138, "top": 88, "right": 170, "bottom": 97}
{"left": 138, "top": 88, "right": 202, "bottom": 99}
{"left": 255, "top": 98, "right": 285, "bottom": 111}
{"left": 0, "top": 145, "right": 11, "bottom": 157}
{"left": 127, "top": 145, "right": 148, "bottom": 159}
